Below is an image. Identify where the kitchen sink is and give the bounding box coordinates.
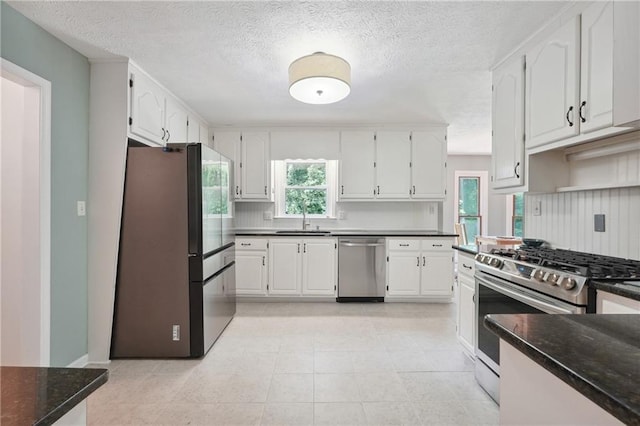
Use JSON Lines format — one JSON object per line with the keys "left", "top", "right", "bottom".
{"left": 274, "top": 230, "right": 331, "bottom": 235}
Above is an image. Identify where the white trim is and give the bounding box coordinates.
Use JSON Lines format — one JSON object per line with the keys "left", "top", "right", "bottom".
{"left": 453, "top": 170, "right": 489, "bottom": 239}
{"left": 66, "top": 353, "right": 89, "bottom": 368}
{"left": 1, "top": 59, "right": 52, "bottom": 367}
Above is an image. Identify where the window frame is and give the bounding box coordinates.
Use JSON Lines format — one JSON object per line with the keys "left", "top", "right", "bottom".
{"left": 509, "top": 193, "right": 524, "bottom": 237}
{"left": 453, "top": 170, "right": 488, "bottom": 243}
{"left": 273, "top": 159, "right": 337, "bottom": 218}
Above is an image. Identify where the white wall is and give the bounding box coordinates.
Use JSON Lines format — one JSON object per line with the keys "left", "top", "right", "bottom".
{"left": 1, "top": 76, "right": 42, "bottom": 365}
{"left": 443, "top": 155, "right": 509, "bottom": 236}
{"left": 235, "top": 201, "right": 440, "bottom": 230}
{"left": 525, "top": 188, "right": 640, "bottom": 260}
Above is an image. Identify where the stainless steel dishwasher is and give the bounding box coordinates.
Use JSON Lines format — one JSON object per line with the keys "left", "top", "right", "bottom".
{"left": 337, "top": 237, "right": 386, "bottom": 302}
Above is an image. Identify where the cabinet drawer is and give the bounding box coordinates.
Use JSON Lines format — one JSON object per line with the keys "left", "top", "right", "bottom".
{"left": 236, "top": 238, "right": 268, "bottom": 250}
{"left": 421, "top": 239, "right": 452, "bottom": 251}
{"left": 458, "top": 259, "right": 476, "bottom": 279}
{"left": 388, "top": 239, "right": 420, "bottom": 251}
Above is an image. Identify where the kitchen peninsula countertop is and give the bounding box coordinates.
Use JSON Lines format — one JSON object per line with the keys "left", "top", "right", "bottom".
{"left": 235, "top": 229, "right": 458, "bottom": 237}
{"left": 484, "top": 314, "right": 640, "bottom": 425}
{"left": 1, "top": 366, "right": 108, "bottom": 426}
{"left": 590, "top": 280, "right": 640, "bottom": 302}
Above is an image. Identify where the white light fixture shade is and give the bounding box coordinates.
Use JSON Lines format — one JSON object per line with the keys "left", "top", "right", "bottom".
{"left": 289, "top": 52, "right": 351, "bottom": 104}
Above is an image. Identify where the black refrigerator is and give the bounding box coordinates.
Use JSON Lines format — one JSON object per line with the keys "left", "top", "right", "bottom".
{"left": 111, "top": 142, "right": 235, "bottom": 358}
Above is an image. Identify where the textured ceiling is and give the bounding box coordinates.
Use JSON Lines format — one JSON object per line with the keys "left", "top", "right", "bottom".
{"left": 7, "top": 1, "right": 568, "bottom": 154}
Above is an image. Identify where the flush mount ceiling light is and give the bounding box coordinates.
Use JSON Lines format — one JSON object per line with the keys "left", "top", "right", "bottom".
{"left": 288, "top": 52, "right": 351, "bottom": 104}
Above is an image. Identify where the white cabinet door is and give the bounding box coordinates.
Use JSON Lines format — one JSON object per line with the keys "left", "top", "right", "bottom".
{"left": 130, "top": 71, "right": 166, "bottom": 145}
{"left": 269, "top": 239, "right": 301, "bottom": 295}
{"left": 580, "top": 1, "right": 613, "bottom": 133}
{"left": 199, "top": 124, "right": 210, "bottom": 146}
{"left": 457, "top": 275, "right": 475, "bottom": 355}
{"left": 420, "top": 252, "right": 453, "bottom": 296}
{"left": 526, "top": 17, "right": 580, "bottom": 148}
{"left": 387, "top": 252, "right": 421, "bottom": 296}
{"left": 212, "top": 131, "right": 241, "bottom": 198}
{"left": 596, "top": 291, "right": 640, "bottom": 313}
{"left": 376, "top": 131, "right": 411, "bottom": 199}
{"left": 492, "top": 56, "right": 525, "bottom": 189}
{"left": 302, "top": 239, "right": 336, "bottom": 296}
{"left": 339, "top": 131, "right": 375, "bottom": 199}
{"left": 241, "top": 131, "right": 270, "bottom": 200}
{"left": 164, "top": 98, "right": 188, "bottom": 143}
{"left": 187, "top": 117, "right": 200, "bottom": 143}
{"left": 411, "top": 129, "right": 447, "bottom": 199}
{"left": 236, "top": 251, "right": 267, "bottom": 295}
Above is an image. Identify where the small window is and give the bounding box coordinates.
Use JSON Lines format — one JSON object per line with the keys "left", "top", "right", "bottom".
{"left": 512, "top": 193, "right": 524, "bottom": 237}
{"left": 274, "top": 160, "right": 337, "bottom": 217}
{"left": 458, "top": 176, "right": 482, "bottom": 243}
{"left": 202, "top": 159, "right": 230, "bottom": 216}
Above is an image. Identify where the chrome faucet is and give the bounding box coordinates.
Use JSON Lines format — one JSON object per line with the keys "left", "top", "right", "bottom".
{"left": 302, "top": 203, "right": 309, "bottom": 230}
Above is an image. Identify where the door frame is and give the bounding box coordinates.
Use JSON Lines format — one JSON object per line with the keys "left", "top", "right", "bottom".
{"left": 1, "top": 58, "right": 52, "bottom": 366}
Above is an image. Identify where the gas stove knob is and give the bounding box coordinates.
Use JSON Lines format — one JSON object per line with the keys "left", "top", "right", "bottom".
{"left": 546, "top": 273, "right": 560, "bottom": 285}
{"left": 532, "top": 269, "right": 546, "bottom": 281}
{"left": 474, "top": 254, "right": 483, "bottom": 262}
{"left": 489, "top": 258, "right": 503, "bottom": 268}
{"left": 560, "top": 277, "right": 577, "bottom": 290}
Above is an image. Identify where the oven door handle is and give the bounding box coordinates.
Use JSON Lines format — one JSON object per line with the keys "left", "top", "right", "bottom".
{"left": 476, "top": 274, "right": 576, "bottom": 314}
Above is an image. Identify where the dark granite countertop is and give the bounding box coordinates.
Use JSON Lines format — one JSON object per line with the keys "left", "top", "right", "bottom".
{"left": 484, "top": 314, "right": 640, "bottom": 425}
{"left": 452, "top": 244, "right": 480, "bottom": 255}
{"left": 590, "top": 280, "right": 640, "bottom": 302}
{"left": 235, "top": 229, "right": 458, "bottom": 237}
{"left": 1, "top": 366, "right": 108, "bottom": 426}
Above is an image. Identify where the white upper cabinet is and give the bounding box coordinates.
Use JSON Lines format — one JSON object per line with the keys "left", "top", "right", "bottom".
{"left": 187, "top": 118, "right": 200, "bottom": 143}
{"left": 613, "top": 2, "right": 640, "bottom": 128}
{"left": 339, "top": 131, "right": 376, "bottom": 199}
{"left": 580, "top": 2, "right": 614, "bottom": 134}
{"left": 240, "top": 131, "right": 271, "bottom": 200}
{"left": 165, "top": 97, "right": 188, "bottom": 143}
{"left": 411, "top": 129, "right": 447, "bottom": 199}
{"left": 129, "top": 66, "right": 207, "bottom": 147}
{"left": 130, "top": 70, "right": 166, "bottom": 145}
{"left": 526, "top": 16, "right": 580, "bottom": 148}
{"left": 199, "top": 124, "right": 210, "bottom": 146}
{"left": 492, "top": 56, "right": 525, "bottom": 189}
{"left": 375, "top": 131, "right": 411, "bottom": 199}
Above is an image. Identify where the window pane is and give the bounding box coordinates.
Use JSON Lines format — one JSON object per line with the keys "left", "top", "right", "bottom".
{"left": 514, "top": 193, "right": 524, "bottom": 216}
{"left": 459, "top": 177, "right": 479, "bottom": 216}
{"left": 285, "top": 189, "right": 327, "bottom": 215}
{"left": 461, "top": 217, "right": 480, "bottom": 244}
{"left": 286, "top": 163, "right": 326, "bottom": 186}
{"left": 513, "top": 217, "right": 523, "bottom": 237}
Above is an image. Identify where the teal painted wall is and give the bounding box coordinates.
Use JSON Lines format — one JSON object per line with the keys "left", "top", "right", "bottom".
{"left": 1, "top": 2, "right": 89, "bottom": 366}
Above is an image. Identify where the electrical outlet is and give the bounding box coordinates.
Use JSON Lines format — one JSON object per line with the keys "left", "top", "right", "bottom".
{"left": 594, "top": 214, "right": 605, "bottom": 232}
{"left": 263, "top": 211, "right": 273, "bottom": 221}
{"left": 533, "top": 200, "right": 542, "bottom": 216}
{"left": 172, "top": 325, "right": 180, "bottom": 341}
{"left": 338, "top": 210, "right": 346, "bottom": 220}
{"left": 77, "top": 201, "right": 86, "bottom": 216}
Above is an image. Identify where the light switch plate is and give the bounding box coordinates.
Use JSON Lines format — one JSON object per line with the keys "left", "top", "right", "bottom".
{"left": 338, "top": 210, "right": 346, "bottom": 220}
{"left": 533, "top": 200, "right": 542, "bottom": 216}
{"left": 594, "top": 214, "right": 605, "bottom": 232}
{"left": 263, "top": 211, "right": 273, "bottom": 221}
{"left": 77, "top": 201, "right": 86, "bottom": 216}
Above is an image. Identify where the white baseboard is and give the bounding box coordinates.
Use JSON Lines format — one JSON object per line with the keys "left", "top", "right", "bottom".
{"left": 66, "top": 354, "right": 89, "bottom": 368}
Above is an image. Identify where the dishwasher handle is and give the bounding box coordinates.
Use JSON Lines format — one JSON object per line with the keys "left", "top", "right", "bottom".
{"left": 340, "top": 242, "right": 385, "bottom": 247}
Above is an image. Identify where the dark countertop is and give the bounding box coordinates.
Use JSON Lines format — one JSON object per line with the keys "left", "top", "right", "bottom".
{"left": 590, "top": 280, "right": 640, "bottom": 302}
{"left": 452, "top": 244, "right": 480, "bottom": 255}
{"left": 1, "top": 366, "right": 109, "bottom": 426}
{"left": 235, "top": 229, "right": 458, "bottom": 237}
{"left": 484, "top": 314, "right": 640, "bottom": 425}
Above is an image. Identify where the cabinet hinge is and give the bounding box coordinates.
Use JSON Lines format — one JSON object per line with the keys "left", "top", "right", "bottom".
{"left": 128, "top": 117, "right": 132, "bottom": 125}
{"left": 444, "top": 162, "right": 447, "bottom": 168}
{"left": 267, "top": 242, "right": 269, "bottom": 248}
{"left": 491, "top": 130, "right": 494, "bottom": 136}
{"left": 129, "top": 79, "right": 133, "bottom": 88}
{"left": 334, "top": 285, "right": 337, "bottom": 291}
{"left": 409, "top": 162, "right": 412, "bottom": 167}
{"left": 523, "top": 60, "right": 527, "bottom": 71}
{"left": 374, "top": 134, "right": 377, "bottom": 141}
{"left": 240, "top": 162, "right": 243, "bottom": 168}
{"left": 386, "top": 256, "right": 389, "bottom": 262}
{"left": 335, "top": 243, "right": 337, "bottom": 249}
{"left": 187, "top": 119, "right": 189, "bottom": 127}
{"left": 491, "top": 175, "right": 494, "bottom": 182}
{"left": 212, "top": 134, "right": 215, "bottom": 142}
{"left": 267, "top": 284, "right": 269, "bottom": 290}
{"left": 491, "top": 84, "right": 493, "bottom": 92}
{"left": 373, "top": 161, "right": 376, "bottom": 168}
{"left": 386, "top": 285, "right": 389, "bottom": 291}
{"left": 445, "top": 135, "right": 447, "bottom": 141}
{"left": 409, "top": 134, "right": 412, "bottom": 141}
{"left": 240, "top": 134, "right": 243, "bottom": 142}
{"left": 445, "top": 189, "right": 447, "bottom": 195}
{"left": 523, "top": 133, "right": 526, "bottom": 143}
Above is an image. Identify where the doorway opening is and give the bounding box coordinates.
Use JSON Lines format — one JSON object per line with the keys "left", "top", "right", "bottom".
{"left": 1, "top": 59, "right": 51, "bottom": 366}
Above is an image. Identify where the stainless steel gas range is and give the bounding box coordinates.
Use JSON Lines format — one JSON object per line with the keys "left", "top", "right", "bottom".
{"left": 473, "top": 246, "right": 640, "bottom": 403}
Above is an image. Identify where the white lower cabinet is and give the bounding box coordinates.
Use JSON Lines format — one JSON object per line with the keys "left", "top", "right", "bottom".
{"left": 456, "top": 251, "right": 476, "bottom": 356}
{"left": 596, "top": 290, "right": 640, "bottom": 313}
{"left": 269, "top": 238, "right": 337, "bottom": 296}
{"left": 386, "top": 239, "right": 454, "bottom": 299}
{"left": 236, "top": 238, "right": 268, "bottom": 295}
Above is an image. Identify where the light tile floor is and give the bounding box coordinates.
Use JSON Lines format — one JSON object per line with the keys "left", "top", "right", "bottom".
{"left": 87, "top": 302, "right": 498, "bottom": 425}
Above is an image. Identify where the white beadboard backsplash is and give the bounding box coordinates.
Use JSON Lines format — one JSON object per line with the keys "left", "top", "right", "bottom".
{"left": 525, "top": 187, "right": 640, "bottom": 260}
{"left": 235, "top": 201, "right": 440, "bottom": 230}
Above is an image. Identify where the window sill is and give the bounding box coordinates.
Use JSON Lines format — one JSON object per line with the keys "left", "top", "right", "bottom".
{"left": 273, "top": 216, "right": 337, "bottom": 220}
